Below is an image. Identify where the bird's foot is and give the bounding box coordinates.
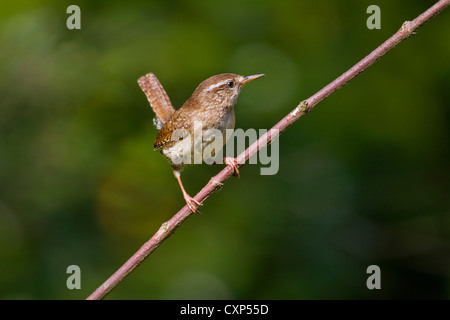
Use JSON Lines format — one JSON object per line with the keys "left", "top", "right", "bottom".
{"left": 224, "top": 157, "right": 240, "bottom": 178}
{"left": 183, "top": 193, "right": 202, "bottom": 214}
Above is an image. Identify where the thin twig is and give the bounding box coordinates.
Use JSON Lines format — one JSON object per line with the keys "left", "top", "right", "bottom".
{"left": 87, "top": 0, "right": 450, "bottom": 300}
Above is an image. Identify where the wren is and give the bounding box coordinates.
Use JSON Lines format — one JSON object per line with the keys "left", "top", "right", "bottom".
{"left": 138, "top": 73, "right": 264, "bottom": 213}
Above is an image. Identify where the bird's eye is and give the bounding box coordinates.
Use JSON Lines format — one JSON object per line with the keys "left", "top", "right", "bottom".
{"left": 226, "top": 81, "right": 234, "bottom": 88}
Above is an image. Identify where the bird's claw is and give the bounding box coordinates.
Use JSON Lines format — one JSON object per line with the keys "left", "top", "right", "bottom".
{"left": 184, "top": 195, "right": 202, "bottom": 214}
{"left": 224, "top": 157, "right": 240, "bottom": 178}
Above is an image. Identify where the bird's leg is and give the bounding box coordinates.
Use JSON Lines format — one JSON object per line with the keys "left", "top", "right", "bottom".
{"left": 173, "top": 169, "right": 202, "bottom": 213}
{"left": 224, "top": 157, "right": 240, "bottom": 178}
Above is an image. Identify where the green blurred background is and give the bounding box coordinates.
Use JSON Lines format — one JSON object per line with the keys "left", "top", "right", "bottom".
{"left": 0, "top": 0, "right": 449, "bottom": 299}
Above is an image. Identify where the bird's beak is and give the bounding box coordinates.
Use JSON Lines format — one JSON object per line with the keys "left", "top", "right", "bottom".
{"left": 241, "top": 74, "right": 265, "bottom": 85}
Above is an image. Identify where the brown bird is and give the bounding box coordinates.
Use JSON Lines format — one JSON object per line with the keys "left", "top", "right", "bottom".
{"left": 138, "top": 73, "right": 264, "bottom": 213}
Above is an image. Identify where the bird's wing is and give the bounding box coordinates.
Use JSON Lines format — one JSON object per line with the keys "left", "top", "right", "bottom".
{"left": 138, "top": 73, "right": 176, "bottom": 127}
{"left": 153, "top": 112, "right": 191, "bottom": 150}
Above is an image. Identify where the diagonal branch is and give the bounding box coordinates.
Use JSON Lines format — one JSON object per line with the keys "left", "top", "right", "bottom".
{"left": 87, "top": 0, "right": 450, "bottom": 300}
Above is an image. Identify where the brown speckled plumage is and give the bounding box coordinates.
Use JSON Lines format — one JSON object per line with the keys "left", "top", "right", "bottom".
{"left": 154, "top": 73, "right": 243, "bottom": 151}
{"left": 138, "top": 72, "right": 264, "bottom": 212}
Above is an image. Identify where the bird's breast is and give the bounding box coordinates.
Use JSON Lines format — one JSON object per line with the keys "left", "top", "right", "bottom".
{"left": 224, "top": 109, "right": 235, "bottom": 131}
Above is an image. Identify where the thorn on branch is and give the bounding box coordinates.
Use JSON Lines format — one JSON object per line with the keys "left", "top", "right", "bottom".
{"left": 299, "top": 100, "right": 310, "bottom": 114}
{"left": 401, "top": 21, "right": 416, "bottom": 37}
{"left": 210, "top": 178, "right": 224, "bottom": 190}
{"left": 160, "top": 222, "right": 169, "bottom": 236}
